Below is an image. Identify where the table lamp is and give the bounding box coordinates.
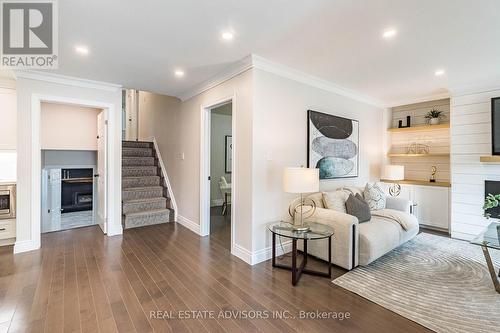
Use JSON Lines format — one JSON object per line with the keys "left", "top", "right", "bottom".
{"left": 283, "top": 167, "right": 320, "bottom": 232}
{"left": 385, "top": 165, "right": 404, "bottom": 196}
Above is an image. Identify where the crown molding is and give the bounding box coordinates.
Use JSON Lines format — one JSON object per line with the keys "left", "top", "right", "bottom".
{"left": 178, "top": 54, "right": 385, "bottom": 107}
{"left": 250, "top": 54, "right": 385, "bottom": 108}
{"left": 385, "top": 92, "right": 451, "bottom": 108}
{"left": 13, "top": 70, "right": 122, "bottom": 92}
{"left": 178, "top": 55, "right": 253, "bottom": 101}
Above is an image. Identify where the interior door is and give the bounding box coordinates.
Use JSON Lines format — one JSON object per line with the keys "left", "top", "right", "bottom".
{"left": 97, "top": 111, "right": 107, "bottom": 233}
{"left": 42, "top": 168, "right": 61, "bottom": 233}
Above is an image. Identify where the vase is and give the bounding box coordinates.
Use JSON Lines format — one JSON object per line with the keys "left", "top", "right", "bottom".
{"left": 430, "top": 118, "right": 440, "bottom": 125}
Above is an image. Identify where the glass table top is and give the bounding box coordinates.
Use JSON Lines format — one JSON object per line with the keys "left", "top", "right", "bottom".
{"left": 471, "top": 222, "right": 500, "bottom": 250}
{"left": 268, "top": 221, "right": 334, "bottom": 240}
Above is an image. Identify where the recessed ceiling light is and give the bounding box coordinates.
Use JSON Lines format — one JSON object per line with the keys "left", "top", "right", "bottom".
{"left": 174, "top": 70, "right": 185, "bottom": 77}
{"left": 221, "top": 31, "right": 234, "bottom": 41}
{"left": 75, "top": 45, "right": 89, "bottom": 55}
{"left": 434, "top": 69, "right": 445, "bottom": 77}
{"left": 382, "top": 29, "right": 397, "bottom": 39}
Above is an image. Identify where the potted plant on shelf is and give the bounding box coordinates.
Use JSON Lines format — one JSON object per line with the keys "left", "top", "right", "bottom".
{"left": 425, "top": 108, "right": 444, "bottom": 125}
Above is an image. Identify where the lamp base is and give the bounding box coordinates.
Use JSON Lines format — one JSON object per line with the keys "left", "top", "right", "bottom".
{"left": 292, "top": 225, "right": 310, "bottom": 232}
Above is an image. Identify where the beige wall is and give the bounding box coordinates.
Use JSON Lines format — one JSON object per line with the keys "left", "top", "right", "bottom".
{"left": 0, "top": 87, "right": 17, "bottom": 150}
{"left": 138, "top": 91, "right": 181, "bottom": 142}
{"left": 40, "top": 102, "right": 102, "bottom": 150}
{"left": 252, "top": 69, "right": 385, "bottom": 253}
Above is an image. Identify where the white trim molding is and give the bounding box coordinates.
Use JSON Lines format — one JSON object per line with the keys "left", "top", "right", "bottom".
{"left": 177, "top": 215, "right": 201, "bottom": 235}
{"left": 143, "top": 136, "right": 178, "bottom": 221}
{"left": 232, "top": 243, "right": 253, "bottom": 265}
{"left": 251, "top": 240, "right": 293, "bottom": 265}
{"left": 385, "top": 92, "right": 451, "bottom": 108}
{"left": 179, "top": 54, "right": 385, "bottom": 108}
{"left": 13, "top": 70, "right": 122, "bottom": 92}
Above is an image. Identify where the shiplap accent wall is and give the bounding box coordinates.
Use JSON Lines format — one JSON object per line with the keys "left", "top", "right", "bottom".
{"left": 390, "top": 99, "right": 451, "bottom": 182}
{"left": 450, "top": 89, "right": 500, "bottom": 240}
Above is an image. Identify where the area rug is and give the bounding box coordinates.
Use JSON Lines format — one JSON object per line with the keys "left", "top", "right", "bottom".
{"left": 332, "top": 233, "right": 500, "bottom": 333}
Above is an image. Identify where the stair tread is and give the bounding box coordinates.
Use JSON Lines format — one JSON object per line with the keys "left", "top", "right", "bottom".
{"left": 122, "top": 140, "right": 152, "bottom": 143}
{"left": 123, "top": 197, "right": 166, "bottom": 204}
{"left": 125, "top": 208, "right": 170, "bottom": 217}
{"left": 122, "top": 165, "right": 157, "bottom": 169}
{"left": 122, "top": 175, "right": 160, "bottom": 179}
{"left": 123, "top": 186, "right": 163, "bottom": 191}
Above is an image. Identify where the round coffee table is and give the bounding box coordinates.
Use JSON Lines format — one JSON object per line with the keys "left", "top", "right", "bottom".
{"left": 268, "top": 221, "right": 334, "bottom": 286}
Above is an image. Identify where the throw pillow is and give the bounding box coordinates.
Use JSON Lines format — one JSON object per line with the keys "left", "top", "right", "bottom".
{"left": 345, "top": 193, "right": 371, "bottom": 223}
{"left": 322, "top": 190, "right": 348, "bottom": 213}
{"left": 364, "top": 182, "right": 386, "bottom": 211}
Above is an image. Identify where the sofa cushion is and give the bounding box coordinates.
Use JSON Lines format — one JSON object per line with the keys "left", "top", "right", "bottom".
{"left": 345, "top": 193, "right": 371, "bottom": 222}
{"left": 307, "top": 192, "right": 325, "bottom": 209}
{"left": 358, "top": 211, "right": 419, "bottom": 266}
{"left": 341, "top": 186, "right": 364, "bottom": 198}
{"left": 322, "top": 190, "right": 348, "bottom": 213}
{"left": 364, "top": 182, "right": 386, "bottom": 211}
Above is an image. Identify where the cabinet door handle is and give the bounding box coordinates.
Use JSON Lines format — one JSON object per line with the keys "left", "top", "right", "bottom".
{"left": 0, "top": 228, "right": 6, "bottom": 231}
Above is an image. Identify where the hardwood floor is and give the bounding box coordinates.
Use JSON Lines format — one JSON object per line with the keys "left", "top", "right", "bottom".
{"left": 0, "top": 223, "right": 431, "bottom": 333}
{"left": 210, "top": 206, "right": 231, "bottom": 251}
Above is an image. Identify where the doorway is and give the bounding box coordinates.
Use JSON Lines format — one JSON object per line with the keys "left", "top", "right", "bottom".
{"left": 200, "top": 97, "right": 235, "bottom": 253}
{"left": 39, "top": 102, "right": 107, "bottom": 234}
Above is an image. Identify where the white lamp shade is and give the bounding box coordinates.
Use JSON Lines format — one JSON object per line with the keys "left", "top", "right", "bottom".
{"left": 283, "top": 167, "right": 319, "bottom": 193}
{"left": 384, "top": 165, "right": 405, "bottom": 181}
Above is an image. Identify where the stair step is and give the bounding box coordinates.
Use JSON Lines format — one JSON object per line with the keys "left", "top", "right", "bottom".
{"left": 122, "top": 141, "right": 152, "bottom": 148}
{"left": 122, "top": 186, "right": 163, "bottom": 201}
{"left": 122, "top": 156, "right": 156, "bottom": 166}
{"left": 124, "top": 209, "right": 170, "bottom": 229}
{"left": 122, "top": 176, "right": 160, "bottom": 188}
{"left": 123, "top": 147, "right": 153, "bottom": 157}
{"left": 123, "top": 197, "right": 167, "bottom": 214}
{"left": 122, "top": 166, "right": 158, "bottom": 177}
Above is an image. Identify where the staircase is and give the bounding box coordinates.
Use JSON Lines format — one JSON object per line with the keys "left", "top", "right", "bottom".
{"left": 122, "top": 141, "right": 174, "bottom": 229}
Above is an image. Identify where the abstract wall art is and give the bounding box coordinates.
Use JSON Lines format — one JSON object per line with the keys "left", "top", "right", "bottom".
{"left": 307, "top": 110, "right": 359, "bottom": 179}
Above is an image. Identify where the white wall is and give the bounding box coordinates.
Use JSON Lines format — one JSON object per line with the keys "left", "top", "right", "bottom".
{"left": 252, "top": 69, "right": 385, "bottom": 256}
{"left": 210, "top": 110, "right": 232, "bottom": 205}
{"left": 15, "top": 74, "right": 122, "bottom": 253}
{"left": 0, "top": 87, "right": 17, "bottom": 150}
{"left": 41, "top": 102, "right": 101, "bottom": 150}
{"left": 450, "top": 88, "right": 500, "bottom": 240}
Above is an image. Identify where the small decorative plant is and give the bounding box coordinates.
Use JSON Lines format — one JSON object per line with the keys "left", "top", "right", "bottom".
{"left": 483, "top": 193, "right": 500, "bottom": 218}
{"left": 425, "top": 108, "right": 444, "bottom": 125}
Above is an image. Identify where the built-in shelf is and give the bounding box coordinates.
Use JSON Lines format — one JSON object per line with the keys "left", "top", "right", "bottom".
{"left": 381, "top": 179, "right": 451, "bottom": 188}
{"left": 388, "top": 153, "right": 450, "bottom": 157}
{"left": 61, "top": 177, "right": 93, "bottom": 183}
{"left": 387, "top": 123, "right": 450, "bottom": 133}
{"left": 480, "top": 156, "right": 500, "bottom": 163}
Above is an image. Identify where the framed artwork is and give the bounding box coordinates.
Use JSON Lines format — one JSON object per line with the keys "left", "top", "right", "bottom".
{"left": 225, "top": 135, "right": 232, "bottom": 173}
{"left": 307, "top": 110, "right": 359, "bottom": 179}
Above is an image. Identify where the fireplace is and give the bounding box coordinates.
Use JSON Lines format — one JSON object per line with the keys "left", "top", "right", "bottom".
{"left": 485, "top": 181, "right": 500, "bottom": 218}
{"left": 61, "top": 168, "right": 93, "bottom": 213}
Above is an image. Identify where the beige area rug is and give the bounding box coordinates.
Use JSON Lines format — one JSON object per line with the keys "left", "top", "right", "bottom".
{"left": 333, "top": 233, "right": 500, "bottom": 333}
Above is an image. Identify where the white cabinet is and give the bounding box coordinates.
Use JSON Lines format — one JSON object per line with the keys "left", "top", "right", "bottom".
{"left": 382, "top": 183, "right": 450, "bottom": 231}
{"left": 0, "top": 219, "right": 16, "bottom": 244}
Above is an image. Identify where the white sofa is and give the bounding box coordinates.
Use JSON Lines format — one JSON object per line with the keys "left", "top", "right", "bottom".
{"left": 302, "top": 187, "right": 419, "bottom": 270}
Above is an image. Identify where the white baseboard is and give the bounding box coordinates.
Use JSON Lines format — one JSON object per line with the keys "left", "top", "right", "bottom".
{"left": 232, "top": 243, "right": 253, "bottom": 265}
{"left": 451, "top": 231, "right": 474, "bottom": 241}
{"left": 251, "top": 240, "right": 292, "bottom": 265}
{"left": 177, "top": 215, "right": 201, "bottom": 235}
{"left": 14, "top": 239, "right": 39, "bottom": 253}
{"left": 107, "top": 223, "right": 123, "bottom": 236}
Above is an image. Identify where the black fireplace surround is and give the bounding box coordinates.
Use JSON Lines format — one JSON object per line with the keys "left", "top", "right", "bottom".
{"left": 61, "top": 168, "right": 93, "bottom": 213}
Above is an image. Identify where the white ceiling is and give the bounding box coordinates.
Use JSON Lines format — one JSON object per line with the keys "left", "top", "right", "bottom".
{"left": 45, "top": 0, "right": 500, "bottom": 105}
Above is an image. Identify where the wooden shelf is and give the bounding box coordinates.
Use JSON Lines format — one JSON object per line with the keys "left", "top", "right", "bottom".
{"left": 62, "top": 177, "right": 93, "bottom": 183}
{"left": 388, "top": 123, "right": 450, "bottom": 133}
{"left": 480, "top": 156, "right": 500, "bottom": 163}
{"left": 381, "top": 179, "right": 451, "bottom": 188}
{"left": 388, "top": 153, "right": 450, "bottom": 157}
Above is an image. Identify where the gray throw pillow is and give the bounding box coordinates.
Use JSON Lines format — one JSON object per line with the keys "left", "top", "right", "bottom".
{"left": 345, "top": 193, "right": 371, "bottom": 223}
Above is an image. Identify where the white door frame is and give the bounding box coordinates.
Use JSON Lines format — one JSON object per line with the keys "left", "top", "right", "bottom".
{"left": 31, "top": 94, "right": 114, "bottom": 249}
{"left": 200, "top": 95, "right": 236, "bottom": 254}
